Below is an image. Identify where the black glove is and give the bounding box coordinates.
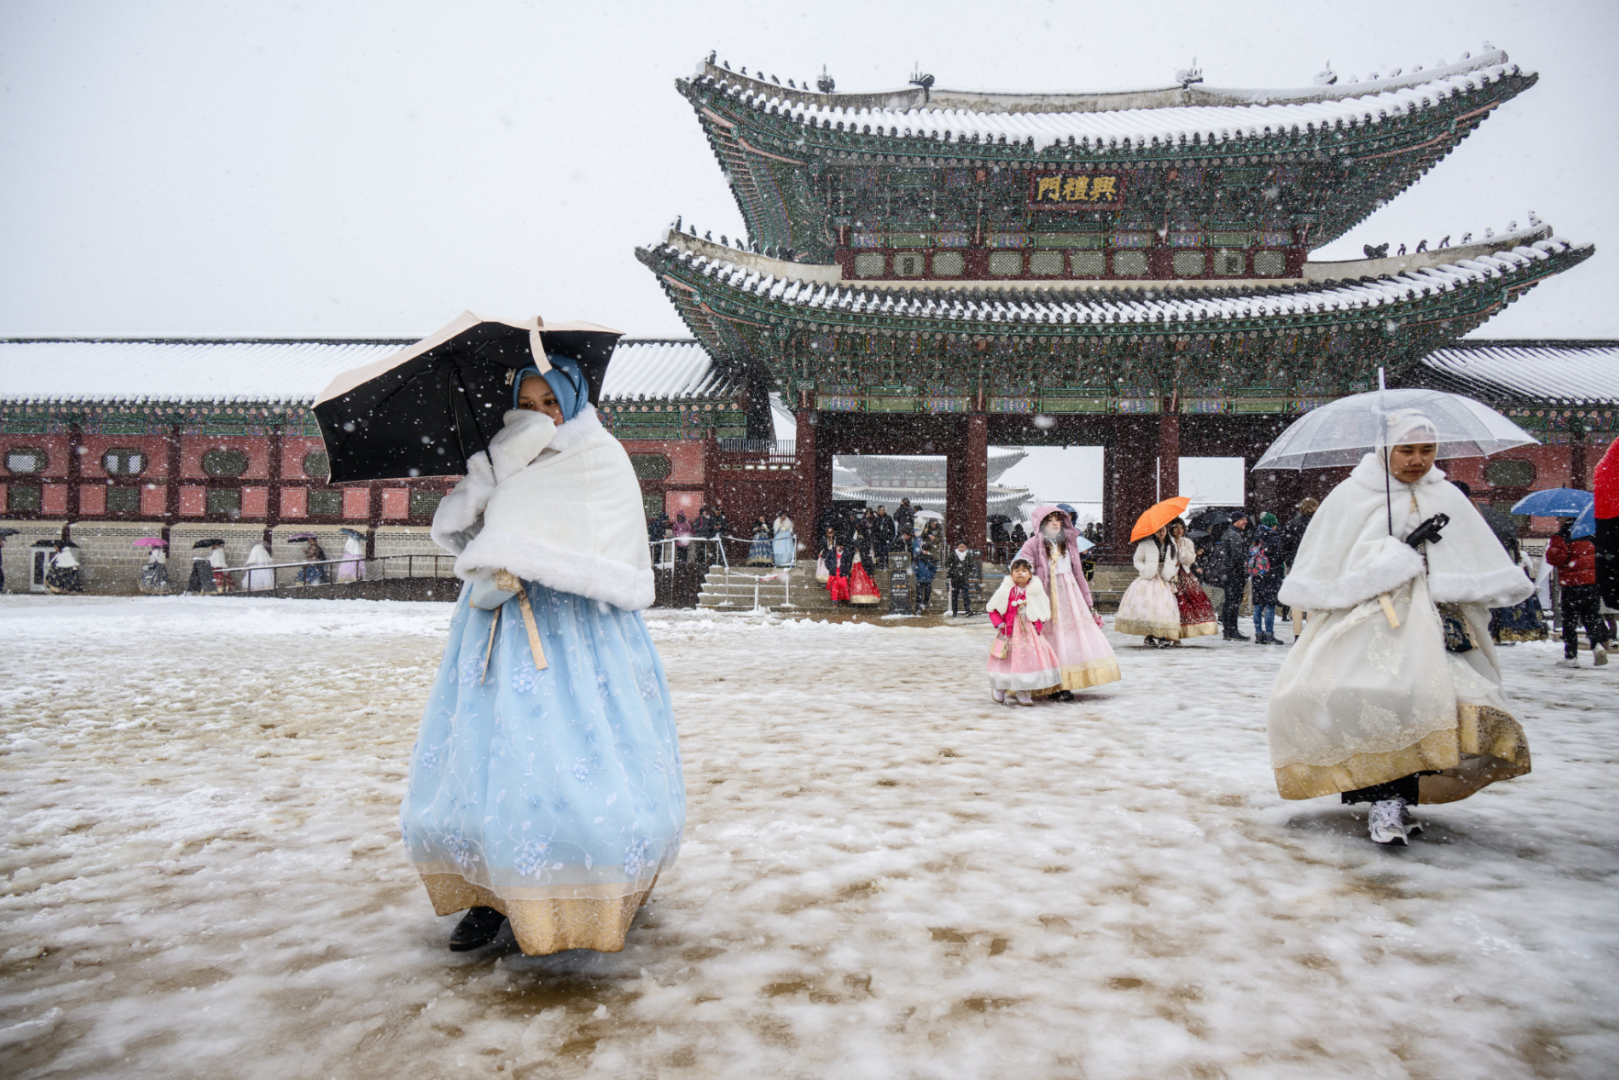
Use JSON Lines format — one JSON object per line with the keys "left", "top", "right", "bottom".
{"left": 1405, "top": 513, "right": 1449, "bottom": 549}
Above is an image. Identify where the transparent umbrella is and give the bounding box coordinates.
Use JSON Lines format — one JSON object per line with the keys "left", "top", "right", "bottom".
{"left": 1254, "top": 382, "right": 1538, "bottom": 537}
{"left": 1253, "top": 387, "right": 1538, "bottom": 471}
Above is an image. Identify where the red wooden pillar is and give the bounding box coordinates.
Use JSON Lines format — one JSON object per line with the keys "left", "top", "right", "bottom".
{"left": 795, "top": 405, "right": 818, "bottom": 552}
{"left": 1106, "top": 416, "right": 1158, "bottom": 552}
{"left": 1158, "top": 408, "right": 1180, "bottom": 501}
{"left": 162, "top": 422, "right": 182, "bottom": 543}
{"left": 65, "top": 421, "right": 83, "bottom": 535}
{"left": 945, "top": 412, "right": 989, "bottom": 550}
{"left": 266, "top": 420, "right": 283, "bottom": 545}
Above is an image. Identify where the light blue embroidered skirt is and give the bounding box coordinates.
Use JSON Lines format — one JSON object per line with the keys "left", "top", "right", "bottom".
{"left": 401, "top": 580, "right": 684, "bottom": 953}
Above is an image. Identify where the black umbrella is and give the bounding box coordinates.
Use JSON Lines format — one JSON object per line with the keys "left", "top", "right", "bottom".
{"left": 312, "top": 312, "right": 623, "bottom": 483}
{"left": 0, "top": 528, "right": 18, "bottom": 538}
{"left": 192, "top": 538, "right": 226, "bottom": 549}
{"left": 339, "top": 527, "right": 365, "bottom": 540}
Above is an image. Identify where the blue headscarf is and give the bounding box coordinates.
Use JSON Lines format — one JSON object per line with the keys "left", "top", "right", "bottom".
{"left": 512, "top": 352, "right": 589, "bottom": 420}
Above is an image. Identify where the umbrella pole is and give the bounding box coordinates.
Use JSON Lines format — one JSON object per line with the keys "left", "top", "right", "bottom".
{"left": 1379, "top": 367, "right": 1393, "bottom": 537}
{"left": 451, "top": 365, "right": 494, "bottom": 464}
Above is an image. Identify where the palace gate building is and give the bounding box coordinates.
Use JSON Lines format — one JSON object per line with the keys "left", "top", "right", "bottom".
{"left": 3, "top": 48, "right": 1615, "bottom": 593}
{"left": 636, "top": 49, "right": 1599, "bottom": 549}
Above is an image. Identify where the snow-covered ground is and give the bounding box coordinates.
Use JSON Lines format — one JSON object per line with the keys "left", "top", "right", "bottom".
{"left": 2, "top": 596, "right": 1616, "bottom": 1080}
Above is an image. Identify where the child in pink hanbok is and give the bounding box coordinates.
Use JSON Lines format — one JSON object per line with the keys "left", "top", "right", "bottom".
{"left": 986, "top": 559, "right": 1062, "bottom": 706}
{"left": 1014, "top": 506, "right": 1122, "bottom": 698}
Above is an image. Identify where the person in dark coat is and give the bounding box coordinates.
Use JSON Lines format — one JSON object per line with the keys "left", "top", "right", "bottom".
{"left": 1214, "top": 513, "right": 1251, "bottom": 640}
{"left": 912, "top": 539, "right": 938, "bottom": 612}
{"left": 1278, "top": 498, "right": 1318, "bottom": 570}
{"left": 946, "top": 541, "right": 976, "bottom": 616}
{"left": 894, "top": 499, "right": 915, "bottom": 540}
{"left": 1546, "top": 521, "right": 1611, "bottom": 667}
{"left": 1248, "top": 513, "right": 1287, "bottom": 644}
{"left": 873, "top": 506, "right": 896, "bottom": 564}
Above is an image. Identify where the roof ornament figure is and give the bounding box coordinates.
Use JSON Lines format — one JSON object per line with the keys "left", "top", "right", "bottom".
{"left": 1416, "top": 239, "right": 1428, "bottom": 252}
{"left": 816, "top": 66, "right": 834, "bottom": 94}
{"left": 1176, "top": 59, "right": 1203, "bottom": 88}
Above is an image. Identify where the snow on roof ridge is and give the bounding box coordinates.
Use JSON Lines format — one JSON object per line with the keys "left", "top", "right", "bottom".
{"left": 655, "top": 236, "right": 1577, "bottom": 327}
{"left": 0, "top": 337, "right": 731, "bottom": 406}
{"left": 693, "top": 49, "right": 1519, "bottom": 116}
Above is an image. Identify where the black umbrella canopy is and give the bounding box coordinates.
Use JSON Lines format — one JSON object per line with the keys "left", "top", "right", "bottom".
{"left": 192, "top": 538, "right": 226, "bottom": 549}
{"left": 313, "top": 312, "right": 623, "bottom": 483}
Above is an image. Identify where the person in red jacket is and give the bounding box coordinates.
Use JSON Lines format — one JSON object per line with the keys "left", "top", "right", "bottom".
{"left": 1545, "top": 521, "right": 1610, "bottom": 668}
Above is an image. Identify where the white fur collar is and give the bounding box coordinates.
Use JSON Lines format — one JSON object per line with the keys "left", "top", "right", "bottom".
{"left": 1278, "top": 454, "right": 1530, "bottom": 612}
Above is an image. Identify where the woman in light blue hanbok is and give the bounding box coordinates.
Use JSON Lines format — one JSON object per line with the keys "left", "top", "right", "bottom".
{"left": 772, "top": 511, "right": 796, "bottom": 568}
{"left": 402, "top": 352, "right": 685, "bottom": 956}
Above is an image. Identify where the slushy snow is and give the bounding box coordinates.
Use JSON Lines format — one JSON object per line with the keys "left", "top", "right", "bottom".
{"left": 1, "top": 596, "right": 1615, "bottom": 1079}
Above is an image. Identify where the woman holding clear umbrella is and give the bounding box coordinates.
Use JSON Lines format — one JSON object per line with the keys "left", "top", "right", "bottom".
{"left": 1264, "top": 396, "right": 1537, "bottom": 846}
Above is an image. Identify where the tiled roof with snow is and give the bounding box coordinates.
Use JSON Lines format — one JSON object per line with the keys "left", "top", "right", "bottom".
{"left": 598, "top": 339, "right": 732, "bottom": 401}
{"left": 693, "top": 50, "right": 1527, "bottom": 151}
{"left": 650, "top": 237, "right": 1585, "bottom": 329}
{"left": 0, "top": 338, "right": 730, "bottom": 406}
{"left": 1416, "top": 341, "right": 1619, "bottom": 405}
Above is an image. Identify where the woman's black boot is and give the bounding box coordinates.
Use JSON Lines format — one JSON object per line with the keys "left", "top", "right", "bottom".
{"left": 448, "top": 906, "right": 507, "bottom": 951}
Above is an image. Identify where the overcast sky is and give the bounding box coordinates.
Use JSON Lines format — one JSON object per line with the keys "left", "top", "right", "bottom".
{"left": 0, "top": 0, "right": 1612, "bottom": 341}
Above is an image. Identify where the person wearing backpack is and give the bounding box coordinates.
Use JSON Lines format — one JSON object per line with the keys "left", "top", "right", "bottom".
{"left": 1215, "top": 514, "right": 1251, "bottom": 640}
{"left": 1248, "top": 512, "right": 1288, "bottom": 644}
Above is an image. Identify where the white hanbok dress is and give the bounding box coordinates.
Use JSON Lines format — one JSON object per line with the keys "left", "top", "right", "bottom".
{"left": 1114, "top": 538, "right": 1183, "bottom": 640}
{"left": 1267, "top": 454, "right": 1534, "bottom": 803}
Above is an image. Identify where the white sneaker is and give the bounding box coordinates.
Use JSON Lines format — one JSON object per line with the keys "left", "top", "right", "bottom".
{"left": 1015, "top": 691, "right": 1033, "bottom": 706}
{"left": 990, "top": 689, "right": 1006, "bottom": 704}
{"left": 1400, "top": 802, "right": 1424, "bottom": 837}
{"left": 1595, "top": 644, "right": 1609, "bottom": 667}
{"left": 1557, "top": 657, "right": 1580, "bottom": 669}
{"left": 1368, "top": 799, "right": 1411, "bottom": 845}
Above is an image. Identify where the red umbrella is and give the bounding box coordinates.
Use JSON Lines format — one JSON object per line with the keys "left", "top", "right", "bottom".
{"left": 1131, "top": 497, "right": 1191, "bottom": 542}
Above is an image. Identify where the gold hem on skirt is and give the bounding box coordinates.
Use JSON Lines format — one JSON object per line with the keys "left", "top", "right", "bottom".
{"left": 1274, "top": 705, "right": 1530, "bottom": 804}
{"left": 1114, "top": 616, "right": 1185, "bottom": 639}
{"left": 419, "top": 872, "right": 658, "bottom": 955}
{"left": 1180, "top": 621, "right": 1218, "bottom": 639}
{"left": 1059, "top": 656, "right": 1122, "bottom": 691}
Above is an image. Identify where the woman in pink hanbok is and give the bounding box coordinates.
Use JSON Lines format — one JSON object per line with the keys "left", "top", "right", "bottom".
{"left": 986, "top": 559, "right": 1062, "bottom": 705}
{"left": 1015, "top": 506, "right": 1122, "bottom": 698}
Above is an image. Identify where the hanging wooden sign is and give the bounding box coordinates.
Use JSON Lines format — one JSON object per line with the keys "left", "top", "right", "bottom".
{"left": 1029, "top": 172, "right": 1128, "bottom": 207}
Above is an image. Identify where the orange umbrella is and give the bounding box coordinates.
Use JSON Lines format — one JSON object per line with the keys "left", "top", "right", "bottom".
{"left": 1130, "top": 497, "right": 1191, "bottom": 542}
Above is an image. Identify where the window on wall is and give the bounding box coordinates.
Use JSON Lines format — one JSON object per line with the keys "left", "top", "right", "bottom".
{"left": 629, "top": 454, "right": 672, "bottom": 479}
{"left": 987, "top": 251, "right": 1023, "bottom": 277}
{"left": 1485, "top": 458, "right": 1537, "bottom": 488}
{"left": 642, "top": 494, "right": 664, "bottom": 518}
{"left": 102, "top": 448, "right": 146, "bottom": 476}
{"left": 307, "top": 490, "right": 343, "bottom": 516}
{"left": 302, "top": 451, "right": 330, "bottom": 478}
{"left": 7, "top": 484, "right": 41, "bottom": 511}
{"left": 201, "top": 449, "right": 249, "bottom": 477}
{"left": 5, "top": 448, "right": 47, "bottom": 474}
{"left": 105, "top": 487, "right": 141, "bottom": 513}
{"left": 205, "top": 489, "right": 242, "bottom": 516}
{"left": 931, "top": 251, "right": 965, "bottom": 276}
{"left": 1214, "top": 250, "right": 1247, "bottom": 276}
{"left": 409, "top": 491, "right": 443, "bottom": 518}
{"left": 853, "top": 253, "right": 885, "bottom": 278}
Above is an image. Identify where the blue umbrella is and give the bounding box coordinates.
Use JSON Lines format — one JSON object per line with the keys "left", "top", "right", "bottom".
{"left": 1510, "top": 488, "right": 1594, "bottom": 517}
{"left": 1572, "top": 503, "right": 1596, "bottom": 540}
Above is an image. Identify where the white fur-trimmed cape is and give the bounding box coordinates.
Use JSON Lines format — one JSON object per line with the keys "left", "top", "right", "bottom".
{"left": 987, "top": 574, "right": 1052, "bottom": 623}
{"left": 430, "top": 408, "right": 655, "bottom": 611}
{"left": 1277, "top": 454, "right": 1531, "bottom": 612}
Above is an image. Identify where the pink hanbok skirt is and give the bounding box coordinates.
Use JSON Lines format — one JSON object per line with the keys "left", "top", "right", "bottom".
{"left": 986, "top": 610, "right": 1062, "bottom": 693}
{"left": 1045, "top": 569, "right": 1123, "bottom": 690}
